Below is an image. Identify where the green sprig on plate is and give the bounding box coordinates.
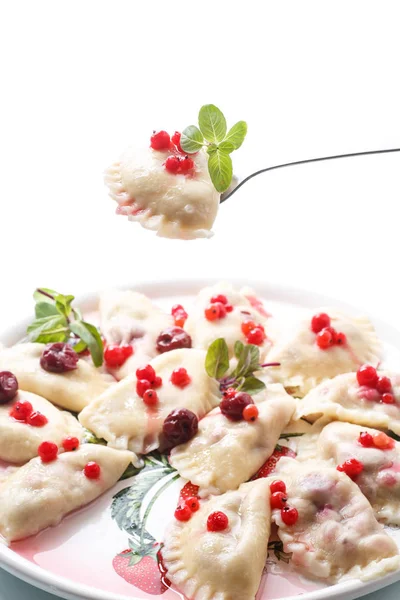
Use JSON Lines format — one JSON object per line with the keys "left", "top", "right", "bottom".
{"left": 180, "top": 104, "right": 247, "bottom": 193}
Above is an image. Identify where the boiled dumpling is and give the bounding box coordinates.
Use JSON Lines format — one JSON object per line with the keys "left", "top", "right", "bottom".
{"left": 79, "top": 349, "right": 220, "bottom": 454}
{"left": 100, "top": 289, "right": 173, "bottom": 379}
{"left": 297, "top": 371, "right": 400, "bottom": 434}
{"left": 272, "top": 458, "right": 399, "bottom": 582}
{"left": 0, "top": 390, "right": 83, "bottom": 464}
{"left": 104, "top": 147, "right": 220, "bottom": 239}
{"left": 170, "top": 384, "right": 295, "bottom": 495}
{"left": 162, "top": 478, "right": 271, "bottom": 600}
{"left": 0, "top": 343, "right": 112, "bottom": 412}
{"left": 265, "top": 308, "right": 382, "bottom": 397}
{"left": 0, "top": 445, "right": 134, "bottom": 542}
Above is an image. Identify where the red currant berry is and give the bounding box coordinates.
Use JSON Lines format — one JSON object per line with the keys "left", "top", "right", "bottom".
{"left": 27, "top": 411, "right": 48, "bottom": 427}
{"left": 382, "top": 393, "right": 395, "bottom": 404}
{"left": 270, "top": 480, "right": 286, "bottom": 494}
{"left": 0, "top": 371, "right": 18, "bottom": 404}
{"left": 357, "top": 365, "right": 378, "bottom": 388}
{"left": 220, "top": 392, "right": 253, "bottom": 421}
{"left": 281, "top": 506, "right": 299, "bottom": 526}
{"left": 243, "top": 404, "right": 259, "bottom": 422}
{"left": 316, "top": 328, "right": 333, "bottom": 349}
{"left": 358, "top": 432, "right": 374, "bottom": 447}
{"left": 162, "top": 408, "right": 198, "bottom": 448}
{"left": 170, "top": 367, "right": 191, "bottom": 388}
{"left": 156, "top": 327, "right": 192, "bottom": 354}
{"left": 174, "top": 505, "right": 192, "bottom": 522}
{"left": 241, "top": 320, "right": 256, "bottom": 336}
{"left": 9, "top": 400, "right": 33, "bottom": 421}
{"left": 150, "top": 130, "right": 170, "bottom": 150}
{"left": 104, "top": 344, "right": 134, "bottom": 368}
{"left": 62, "top": 436, "right": 80, "bottom": 451}
{"left": 210, "top": 294, "right": 229, "bottom": 305}
{"left": 185, "top": 496, "right": 200, "bottom": 512}
{"left": 165, "top": 155, "right": 181, "bottom": 174}
{"left": 136, "top": 365, "right": 156, "bottom": 383}
{"left": 311, "top": 313, "right": 331, "bottom": 334}
{"left": 205, "top": 304, "right": 221, "bottom": 321}
{"left": 179, "top": 156, "right": 194, "bottom": 174}
{"left": 171, "top": 304, "right": 188, "bottom": 328}
{"left": 136, "top": 379, "right": 152, "bottom": 398}
{"left": 207, "top": 511, "right": 229, "bottom": 532}
{"left": 225, "top": 304, "right": 234, "bottom": 313}
{"left": 143, "top": 389, "right": 158, "bottom": 407}
{"left": 376, "top": 376, "right": 392, "bottom": 394}
{"left": 373, "top": 432, "right": 395, "bottom": 450}
{"left": 246, "top": 326, "right": 266, "bottom": 345}
{"left": 337, "top": 458, "right": 364, "bottom": 478}
{"left": 336, "top": 332, "right": 347, "bottom": 346}
{"left": 38, "top": 441, "right": 58, "bottom": 463}
{"left": 270, "top": 491, "right": 288, "bottom": 509}
{"left": 40, "top": 343, "right": 79, "bottom": 373}
{"left": 171, "top": 131, "right": 183, "bottom": 152}
{"left": 84, "top": 461, "right": 101, "bottom": 480}
{"left": 153, "top": 376, "right": 163, "bottom": 388}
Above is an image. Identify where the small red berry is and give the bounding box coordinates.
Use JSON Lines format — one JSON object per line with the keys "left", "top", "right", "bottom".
{"left": 171, "top": 304, "right": 188, "bottom": 328}
{"left": 27, "top": 411, "right": 48, "bottom": 427}
{"left": 0, "top": 371, "right": 18, "bottom": 404}
{"left": 210, "top": 294, "right": 229, "bottom": 305}
{"left": 359, "top": 432, "right": 374, "bottom": 447}
{"left": 204, "top": 304, "right": 220, "bottom": 321}
{"left": 170, "top": 368, "right": 191, "bottom": 388}
{"left": 311, "top": 313, "right": 331, "bottom": 334}
{"left": 316, "top": 328, "right": 333, "bottom": 349}
{"left": 62, "top": 436, "right": 80, "bottom": 451}
{"left": 143, "top": 389, "right": 158, "bottom": 407}
{"left": 336, "top": 332, "right": 347, "bottom": 346}
{"left": 136, "top": 365, "right": 156, "bottom": 383}
{"left": 223, "top": 388, "right": 237, "bottom": 399}
{"left": 246, "top": 326, "right": 266, "bottom": 345}
{"left": 84, "top": 461, "right": 101, "bottom": 480}
{"left": 241, "top": 320, "right": 256, "bottom": 336}
{"left": 382, "top": 393, "right": 395, "bottom": 405}
{"left": 136, "top": 379, "right": 152, "bottom": 398}
{"left": 337, "top": 458, "right": 364, "bottom": 478}
{"left": 270, "top": 480, "right": 286, "bottom": 494}
{"left": 150, "top": 130, "right": 170, "bottom": 150}
{"left": 357, "top": 365, "right": 378, "bottom": 388}
{"left": 171, "top": 131, "right": 183, "bottom": 152}
{"left": 225, "top": 304, "right": 233, "bottom": 313}
{"left": 104, "top": 344, "right": 133, "bottom": 368}
{"left": 207, "top": 511, "right": 229, "bottom": 532}
{"left": 153, "top": 376, "right": 163, "bottom": 388}
{"left": 270, "top": 491, "right": 288, "bottom": 509}
{"left": 281, "top": 506, "right": 299, "bottom": 526}
{"left": 179, "top": 156, "right": 195, "bottom": 174}
{"left": 220, "top": 392, "right": 253, "bottom": 421}
{"left": 38, "top": 441, "right": 58, "bottom": 463}
{"left": 185, "top": 496, "right": 200, "bottom": 512}
{"left": 174, "top": 505, "right": 192, "bottom": 522}
{"left": 376, "top": 376, "right": 392, "bottom": 394}
{"left": 9, "top": 400, "right": 33, "bottom": 421}
{"left": 165, "top": 155, "right": 181, "bottom": 174}
{"left": 243, "top": 404, "right": 259, "bottom": 422}
{"left": 373, "top": 432, "right": 395, "bottom": 450}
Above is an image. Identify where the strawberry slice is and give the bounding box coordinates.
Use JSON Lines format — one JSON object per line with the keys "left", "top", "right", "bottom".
{"left": 253, "top": 445, "right": 296, "bottom": 479}
{"left": 178, "top": 481, "right": 199, "bottom": 505}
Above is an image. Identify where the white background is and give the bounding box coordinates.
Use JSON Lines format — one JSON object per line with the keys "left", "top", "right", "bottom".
{"left": 1, "top": 1, "right": 400, "bottom": 599}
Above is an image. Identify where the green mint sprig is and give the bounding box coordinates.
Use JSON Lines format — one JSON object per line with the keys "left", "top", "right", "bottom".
{"left": 27, "top": 288, "right": 104, "bottom": 367}
{"left": 180, "top": 104, "right": 247, "bottom": 193}
{"left": 205, "top": 338, "right": 278, "bottom": 394}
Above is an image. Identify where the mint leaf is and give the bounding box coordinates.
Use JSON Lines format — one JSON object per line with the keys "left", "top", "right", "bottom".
{"left": 234, "top": 340, "right": 244, "bottom": 359}
{"left": 27, "top": 315, "right": 69, "bottom": 343}
{"left": 207, "top": 149, "right": 233, "bottom": 193}
{"left": 217, "top": 140, "right": 236, "bottom": 154}
{"left": 223, "top": 121, "right": 247, "bottom": 150}
{"left": 205, "top": 338, "right": 230, "bottom": 379}
{"left": 234, "top": 344, "right": 260, "bottom": 379}
{"left": 198, "top": 104, "right": 227, "bottom": 143}
{"left": 240, "top": 376, "right": 265, "bottom": 394}
{"left": 34, "top": 288, "right": 58, "bottom": 304}
{"left": 35, "top": 302, "right": 59, "bottom": 319}
{"left": 55, "top": 294, "right": 75, "bottom": 318}
{"left": 180, "top": 125, "right": 204, "bottom": 153}
{"left": 70, "top": 321, "right": 103, "bottom": 367}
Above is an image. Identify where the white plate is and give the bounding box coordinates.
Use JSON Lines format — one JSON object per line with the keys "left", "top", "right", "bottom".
{"left": 1, "top": 278, "right": 400, "bottom": 600}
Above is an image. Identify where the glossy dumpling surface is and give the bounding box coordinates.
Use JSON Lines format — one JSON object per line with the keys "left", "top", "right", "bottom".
{"left": 104, "top": 147, "right": 220, "bottom": 239}
{"left": 170, "top": 384, "right": 295, "bottom": 495}
{"left": 0, "top": 445, "right": 134, "bottom": 542}
{"left": 163, "top": 478, "right": 271, "bottom": 600}
{"left": 296, "top": 371, "right": 400, "bottom": 434}
{"left": 318, "top": 421, "right": 400, "bottom": 525}
{"left": 100, "top": 290, "right": 173, "bottom": 379}
{"left": 0, "top": 390, "right": 83, "bottom": 464}
{"left": 0, "top": 343, "right": 112, "bottom": 412}
{"left": 79, "top": 349, "right": 220, "bottom": 454}
{"left": 266, "top": 308, "right": 382, "bottom": 397}
{"left": 273, "top": 458, "right": 399, "bottom": 582}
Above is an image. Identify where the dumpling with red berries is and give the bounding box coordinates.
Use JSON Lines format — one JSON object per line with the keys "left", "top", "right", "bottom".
{"left": 162, "top": 478, "right": 271, "bottom": 600}
{"left": 265, "top": 309, "right": 382, "bottom": 397}
{"left": 79, "top": 349, "right": 219, "bottom": 455}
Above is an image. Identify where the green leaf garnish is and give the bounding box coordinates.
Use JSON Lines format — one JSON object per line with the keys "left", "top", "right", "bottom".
{"left": 180, "top": 104, "right": 247, "bottom": 193}
{"left": 205, "top": 338, "right": 230, "bottom": 379}
{"left": 239, "top": 376, "right": 266, "bottom": 394}
{"left": 28, "top": 288, "right": 104, "bottom": 367}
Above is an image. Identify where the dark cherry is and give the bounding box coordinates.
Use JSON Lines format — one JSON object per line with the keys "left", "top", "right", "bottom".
{"left": 220, "top": 392, "right": 253, "bottom": 421}
{"left": 156, "top": 327, "right": 192, "bottom": 354}
{"left": 40, "top": 343, "right": 79, "bottom": 373}
{"left": 162, "top": 408, "right": 198, "bottom": 448}
{"left": 0, "top": 371, "right": 18, "bottom": 404}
